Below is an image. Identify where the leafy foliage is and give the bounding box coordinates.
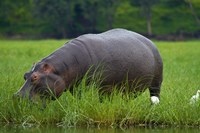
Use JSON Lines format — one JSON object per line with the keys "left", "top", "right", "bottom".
{"left": 0, "top": 0, "right": 199, "bottom": 38}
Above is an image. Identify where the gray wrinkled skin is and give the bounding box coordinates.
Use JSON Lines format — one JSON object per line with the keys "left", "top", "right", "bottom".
{"left": 14, "top": 29, "right": 163, "bottom": 103}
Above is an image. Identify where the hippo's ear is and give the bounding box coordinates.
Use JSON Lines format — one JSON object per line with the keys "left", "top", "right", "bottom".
{"left": 42, "top": 63, "right": 55, "bottom": 74}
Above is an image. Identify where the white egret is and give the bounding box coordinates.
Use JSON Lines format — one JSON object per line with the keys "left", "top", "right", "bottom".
{"left": 151, "top": 96, "right": 160, "bottom": 105}
{"left": 190, "top": 90, "right": 200, "bottom": 104}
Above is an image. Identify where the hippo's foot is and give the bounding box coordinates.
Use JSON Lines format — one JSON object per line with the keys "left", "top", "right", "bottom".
{"left": 150, "top": 96, "right": 160, "bottom": 105}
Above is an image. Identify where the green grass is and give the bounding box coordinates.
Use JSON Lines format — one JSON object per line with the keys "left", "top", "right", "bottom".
{"left": 0, "top": 39, "right": 200, "bottom": 127}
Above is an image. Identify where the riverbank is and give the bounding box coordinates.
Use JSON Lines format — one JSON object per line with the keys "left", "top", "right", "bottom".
{"left": 0, "top": 40, "right": 200, "bottom": 127}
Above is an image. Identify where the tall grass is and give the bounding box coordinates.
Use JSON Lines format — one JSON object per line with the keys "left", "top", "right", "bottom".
{"left": 0, "top": 40, "right": 200, "bottom": 127}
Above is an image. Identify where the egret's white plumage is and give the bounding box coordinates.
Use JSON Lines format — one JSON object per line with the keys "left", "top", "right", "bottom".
{"left": 190, "top": 90, "right": 200, "bottom": 104}
{"left": 151, "top": 96, "right": 160, "bottom": 105}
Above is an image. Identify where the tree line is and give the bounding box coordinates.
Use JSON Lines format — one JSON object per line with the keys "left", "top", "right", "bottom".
{"left": 0, "top": 0, "right": 199, "bottom": 39}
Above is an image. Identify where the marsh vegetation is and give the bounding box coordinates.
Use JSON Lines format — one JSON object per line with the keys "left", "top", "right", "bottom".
{"left": 0, "top": 40, "right": 200, "bottom": 127}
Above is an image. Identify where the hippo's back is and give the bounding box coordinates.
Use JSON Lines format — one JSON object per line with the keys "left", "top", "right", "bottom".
{"left": 68, "top": 29, "right": 162, "bottom": 87}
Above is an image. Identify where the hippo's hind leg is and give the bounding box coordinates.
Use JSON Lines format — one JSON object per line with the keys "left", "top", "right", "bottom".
{"left": 149, "top": 76, "right": 162, "bottom": 105}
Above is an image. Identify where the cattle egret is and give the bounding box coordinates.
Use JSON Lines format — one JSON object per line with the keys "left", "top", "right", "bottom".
{"left": 151, "top": 96, "right": 160, "bottom": 105}
{"left": 190, "top": 90, "right": 200, "bottom": 104}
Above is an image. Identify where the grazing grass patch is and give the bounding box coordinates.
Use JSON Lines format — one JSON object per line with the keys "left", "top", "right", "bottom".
{"left": 0, "top": 40, "right": 200, "bottom": 127}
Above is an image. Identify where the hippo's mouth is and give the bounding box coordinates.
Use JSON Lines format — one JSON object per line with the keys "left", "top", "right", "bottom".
{"left": 28, "top": 85, "right": 54, "bottom": 100}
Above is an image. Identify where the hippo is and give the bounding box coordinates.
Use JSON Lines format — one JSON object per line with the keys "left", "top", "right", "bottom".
{"left": 14, "top": 28, "right": 163, "bottom": 105}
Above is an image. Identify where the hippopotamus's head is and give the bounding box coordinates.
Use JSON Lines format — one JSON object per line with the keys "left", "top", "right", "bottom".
{"left": 14, "top": 62, "right": 66, "bottom": 102}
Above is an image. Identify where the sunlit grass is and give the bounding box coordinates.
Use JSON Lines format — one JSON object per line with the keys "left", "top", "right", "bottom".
{"left": 0, "top": 39, "right": 200, "bottom": 127}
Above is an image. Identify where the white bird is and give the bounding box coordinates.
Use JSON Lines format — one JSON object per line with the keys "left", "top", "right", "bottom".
{"left": 151, "top": 96, "right": 160, "bottom": 105}
{"left": 190, "top": 90, "right": 200, "bottom": 104}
